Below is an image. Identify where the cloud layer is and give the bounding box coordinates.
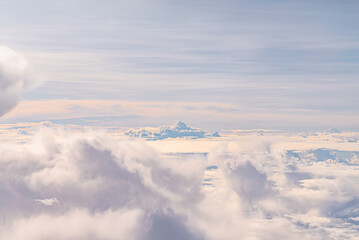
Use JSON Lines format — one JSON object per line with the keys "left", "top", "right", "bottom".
{"left": 1, "top": 128, "right": 359, "bottom": 239}
{"left": 0, "top": 129, "right": 204, "bottom": 239}
{"left": 0, "top": 45, "right": 34, "bottom": 117}
{"left": 125, "top": 121, "right": 220, "bottom": 140}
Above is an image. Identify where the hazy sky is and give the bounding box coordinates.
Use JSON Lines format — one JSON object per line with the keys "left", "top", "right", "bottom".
{"left": 0, "top": 0, "right": 358, "bottom": 130}
{"left": 1, "top": 3, "right": 359, "bottom": 238}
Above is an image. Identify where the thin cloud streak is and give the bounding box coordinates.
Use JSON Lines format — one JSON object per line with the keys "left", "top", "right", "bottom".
{"left": 0, "top": 1, "right": 357, "bottom": 130}
{"left": 1, "top": 99, "right": 358, "bottom": 130}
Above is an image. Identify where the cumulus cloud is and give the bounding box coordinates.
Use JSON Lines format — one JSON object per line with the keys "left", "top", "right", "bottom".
{"left": 0, "top": 45, "right": 35, "bottom": 116}
{"left": 0, "top": 129, "right": 204, "bottom": 239}
{"left": 1, "top": 128, "right": 359, "bottom": 239}
{"left": 125, "top": 121, "right": 220, "bottom": 140}
{"left": 2, "top": 208, "right": 143, "bottom": 240}
{"left": 200, "top": 142, "right": 359, "bottom": 239}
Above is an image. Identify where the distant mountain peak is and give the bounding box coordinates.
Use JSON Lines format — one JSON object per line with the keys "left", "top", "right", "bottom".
{"left": 173, "top": 121, "right": 189, "bottom": 130}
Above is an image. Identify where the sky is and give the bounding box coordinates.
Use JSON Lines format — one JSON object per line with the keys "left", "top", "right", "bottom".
{"left": 2, "top": 2, "right": 359, "bottom": 239}
{"left": 0, "top": 0, "right": 358, "bottom": 130}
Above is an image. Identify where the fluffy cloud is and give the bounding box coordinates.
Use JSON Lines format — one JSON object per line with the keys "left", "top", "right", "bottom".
{"left": 125, "top": 121, "right": 220, "bottom": 140}
{"left": 0, "top": 129, "right": 204, "bottom": 239}
{"left": 1, "top": 128, "right": 359, "bottom": 239}
{"left": 200, "top": 142, "right": 359, "bottom": 239}
{"left": 0, "top": 45, "right": 34, "bottom": 117}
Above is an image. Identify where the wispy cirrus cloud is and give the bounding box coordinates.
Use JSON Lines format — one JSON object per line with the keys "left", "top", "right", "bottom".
{"left": 1, "top": 1, "right": 358, "bottom": 131}
{"left": 2, "top": 99, "right": 358, "bottom": 130}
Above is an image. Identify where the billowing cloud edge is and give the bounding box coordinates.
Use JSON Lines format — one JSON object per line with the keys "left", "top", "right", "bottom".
{"left": 0, "top": 127, "right": 359, "bottom": 239}
{"left": 0, "top": 45, "right": 36, "bottom": 117}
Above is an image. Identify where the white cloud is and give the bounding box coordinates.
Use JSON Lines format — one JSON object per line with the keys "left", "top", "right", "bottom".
{"left": 0, "top": 129, "right": 204, "bottom": 239}
{"left": 0, "top": 127, "right": 359, "bottom": 239}
{"left": 1, "top": 208, "right": 143, "bottom": 240}
{"left": 34, "top": 197, "right": 59, "bottom": 206}
{"left": 125, "top": 121, "right": 220, "bottom": 140}
{"left": 0, "top": 45, "right": 35, "bottom": 117}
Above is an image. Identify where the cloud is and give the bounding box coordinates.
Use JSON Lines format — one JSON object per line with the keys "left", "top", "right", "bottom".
{"left": 0, "top": 45, "right": 34, "bottom": 117}
{"left": 125, "top": 121, "right": 220, "bottom": 140}
{"left": 0, "top": 129, "right": 205, "bottom": 239}
{"left": 3, "top": 98, "right": 359, "bottom": 130}
{"left": 1, "top": 128, "right": 359, "bottom": 239}
{"left": 1, "top": 208, "right": 143, "bottom": 240}
{"left": 34, "top": 197, "right": 59, "bottom": 206}
{"left": 227, "top": 161, "right": 273, "bottom": 202}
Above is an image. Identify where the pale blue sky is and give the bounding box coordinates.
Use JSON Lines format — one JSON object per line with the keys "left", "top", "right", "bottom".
{"left": 0, "top": 0, "right": 358, "bottom": 130}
